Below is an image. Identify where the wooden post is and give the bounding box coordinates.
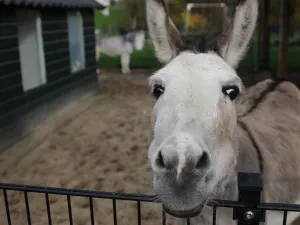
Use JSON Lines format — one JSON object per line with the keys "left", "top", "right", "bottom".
{"left": 278, "top": 0, "right": 290, "bottom": 78}
{"left": 261, "top": 0, "right": 270, "bottom": 68}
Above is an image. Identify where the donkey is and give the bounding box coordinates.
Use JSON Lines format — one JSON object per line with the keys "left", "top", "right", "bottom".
{"left": 95, "top": 28, "right": 146, "bottom": 74}
{"left": 145, "top": 0, "right": 300, "bottom": 225}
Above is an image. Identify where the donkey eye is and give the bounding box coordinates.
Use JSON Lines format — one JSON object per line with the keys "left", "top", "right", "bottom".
{"left": 222, "top": 86, "right": 239, "bottom": 101}
{"left": 152, "top": 85, "right": 164, "bottom": 99}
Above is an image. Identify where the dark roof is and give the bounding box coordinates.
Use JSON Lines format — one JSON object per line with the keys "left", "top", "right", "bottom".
{"left": 0, "top": 0, "right": 105, "bottom": 9}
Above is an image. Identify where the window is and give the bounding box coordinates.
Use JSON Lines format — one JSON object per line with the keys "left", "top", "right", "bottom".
{"left": 16, "top": 9, "right": 47, "bottom": 91}
{"left": 67, "top": 11, "right": 85, "bottom": 73}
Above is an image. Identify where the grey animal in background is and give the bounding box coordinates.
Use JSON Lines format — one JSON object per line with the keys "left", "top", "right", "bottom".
{"left": 95, "top": 28, "right": 146, "bottom": 74}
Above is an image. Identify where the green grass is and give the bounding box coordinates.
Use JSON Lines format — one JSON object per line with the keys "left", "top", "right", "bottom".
{"left": 97, "top": 45, "right": 161, "bottom": 69}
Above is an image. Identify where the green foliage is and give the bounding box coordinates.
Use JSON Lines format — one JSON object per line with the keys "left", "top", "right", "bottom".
{"left": 118, "top": 0, "right": 146, "bottom": 28}
{"left": 94, "top": 6, "right": 131, "bottom": 35}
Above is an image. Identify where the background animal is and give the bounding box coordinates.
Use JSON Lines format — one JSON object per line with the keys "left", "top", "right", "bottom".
{"left": 145, "top": 0, "right": 300, "bottom": 225}
{"left": 95, "top": 27, "right": 146, "bottom": 74}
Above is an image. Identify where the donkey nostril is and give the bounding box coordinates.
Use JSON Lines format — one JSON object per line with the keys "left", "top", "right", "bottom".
{"left": 196, "top": 152, "right": 209, "bottom": 169}
{"left": 156, "top": 151, "right": 165, "bottom": 168}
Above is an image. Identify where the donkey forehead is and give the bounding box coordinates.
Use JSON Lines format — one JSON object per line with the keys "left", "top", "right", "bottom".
{"left": 150, "top": 51, "right": 242, "bottom": 89}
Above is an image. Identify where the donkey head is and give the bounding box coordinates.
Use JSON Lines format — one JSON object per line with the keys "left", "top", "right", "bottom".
{"left": 146, "top": 0, "right": 258, "bottom": 218}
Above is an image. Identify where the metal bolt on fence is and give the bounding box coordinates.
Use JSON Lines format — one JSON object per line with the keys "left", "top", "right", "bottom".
{"left": 233, "top": 172, "right": 265, "bottom": 225}
{"left": 244, "top": 211, "right": 255, "bottom": 221}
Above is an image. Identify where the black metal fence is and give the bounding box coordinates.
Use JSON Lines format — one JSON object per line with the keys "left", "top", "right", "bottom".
{"left": 1, "top": 172, "right": 300, "bottom": 225}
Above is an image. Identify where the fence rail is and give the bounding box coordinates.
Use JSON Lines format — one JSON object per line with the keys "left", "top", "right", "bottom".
{"left": 1, "top": 172, "right": 300, "bottom": 225}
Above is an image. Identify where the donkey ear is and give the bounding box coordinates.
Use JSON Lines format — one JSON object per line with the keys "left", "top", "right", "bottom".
{"left": 146, "top": 0, "right": 186, "bottom": 64}
{"left": 217, "top": 0, "right": 259, "bottom": 69}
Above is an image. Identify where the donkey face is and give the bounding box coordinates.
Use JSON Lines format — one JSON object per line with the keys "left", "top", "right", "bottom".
{"left": 146, "top": 0, "right": 258, "bottom": 218}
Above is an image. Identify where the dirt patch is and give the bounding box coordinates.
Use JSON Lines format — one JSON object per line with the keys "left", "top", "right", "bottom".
{"left": 0, "top": 69, "right": 181, "bottom": 225}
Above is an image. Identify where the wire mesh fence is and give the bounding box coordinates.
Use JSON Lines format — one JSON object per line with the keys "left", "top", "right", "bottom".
{"left": 1, "top": 172, "right": 300, "bottom": 225}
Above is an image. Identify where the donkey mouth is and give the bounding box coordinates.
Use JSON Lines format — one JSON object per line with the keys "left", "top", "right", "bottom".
{"left": 162, "top": 201, "right": 205, "bottom": 218}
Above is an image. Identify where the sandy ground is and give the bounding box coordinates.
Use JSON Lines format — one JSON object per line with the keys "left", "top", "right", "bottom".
{"left": 1, "top": 69, "right": 300, "bottom": 225}
{"left": 0, "top": 70, "right": 181, "bottom": 225}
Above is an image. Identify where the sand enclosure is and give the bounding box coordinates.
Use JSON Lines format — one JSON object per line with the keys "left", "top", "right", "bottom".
{"left": 1, "top": 70, "right": 300, "bottom": 225}
{"left": 0, "top": 70, "right": 181, "bottom": 225}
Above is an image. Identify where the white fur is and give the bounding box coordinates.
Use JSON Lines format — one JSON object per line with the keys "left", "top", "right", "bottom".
{"left": 95, "top": 30, "right": 146, "bottom": 74}
{"left": 146, "top": 0, "right": 177, "bottom": 64}
{"left": 220, "top": 0, "right": 259, "bottom": 68}
{"left": 134, "top": 31, "right": 146, "bottom": 51}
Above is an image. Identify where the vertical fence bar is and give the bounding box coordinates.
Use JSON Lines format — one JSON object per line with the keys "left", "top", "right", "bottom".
{"left": 89, "top": 197, "right": 95, "bottom": 225}
{"left": 67, "top": 195, "right": 73, "bottom": 225}
{"left": 137, "top": 201, "right": 141, "bottom": 225}
{"left": 45, "top": 193, "right": 52, "bottom": 225}
{"left": 233, "top": 172, "right": 265, "bottom": 225}
{"left": 162, "top": 210, "right": 166, "bottom": 225}
{"left": 24, "top": 191, "right": 32, "bottom": 225}
{"left": 212, "top": 206, "right": 217, "bottom": 225}
{"left": 187, "top": 218, "right": 190, "bottom": 225}
{"left": 3, "top": 189, "right": 12, "bottom": 225}
{"left": 282, "top": 211, "right": 288, "bottom": 225}
{"left": 113, "top": 199, "right": 117, "bottom": 225}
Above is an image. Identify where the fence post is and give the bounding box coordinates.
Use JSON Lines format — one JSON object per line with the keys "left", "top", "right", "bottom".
{"left": 233, "top": 172, "right": 265, "bottom": 225}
